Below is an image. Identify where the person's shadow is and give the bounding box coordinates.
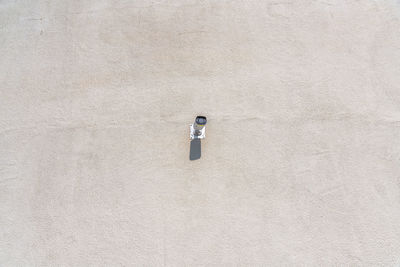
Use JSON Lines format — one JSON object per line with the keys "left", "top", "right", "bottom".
{"left": 189, "top": 139, "right": 201, "bottom": 160}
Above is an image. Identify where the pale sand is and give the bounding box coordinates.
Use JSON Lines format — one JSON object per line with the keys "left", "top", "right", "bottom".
{"left": 1, "top": 0, "right": 400, "bottom": 265}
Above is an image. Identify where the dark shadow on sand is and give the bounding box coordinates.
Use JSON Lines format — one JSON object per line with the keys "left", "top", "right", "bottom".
{"left": 189, "top": 139, "right": 201, "bottom": 160}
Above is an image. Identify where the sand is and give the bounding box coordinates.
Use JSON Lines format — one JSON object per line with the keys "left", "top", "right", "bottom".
{"left": 1, "top": 0, "right": 400, "bottom": 265}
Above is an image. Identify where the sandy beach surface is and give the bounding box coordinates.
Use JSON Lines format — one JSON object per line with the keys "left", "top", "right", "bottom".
{"left": 1, "top": 0, "right": 400, "bottom": 265}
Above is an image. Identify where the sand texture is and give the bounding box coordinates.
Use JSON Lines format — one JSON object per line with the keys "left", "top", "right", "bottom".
{"left": 1, "top": 0, "right": 400, "bottom": 265}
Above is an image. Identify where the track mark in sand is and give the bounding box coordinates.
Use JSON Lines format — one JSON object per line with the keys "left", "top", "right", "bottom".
{"left": 311, "top": 150, "right": 332, "bottom": 156}
{"left": 316, "top": 0, "right": 335, "bottom": 6}
{"left": 318, "top": 184, "right": 345, "bottom": 196}
{"left": 267, "top": 1, "right": 294, "bottom": 18}
{"left": 178, "top": 30, "right": 208, "bottom": 36}
{"left": 25, "top": 17, "right": 44, "bottom": 21}
{"left": 65, "top": 0, "right": 168, "bottom": 16}
{"left": 306, "top": 184, "right": 351, "bottom": 215}
{"left": 0, "top": 176, "right": 18, "bottom": 184}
